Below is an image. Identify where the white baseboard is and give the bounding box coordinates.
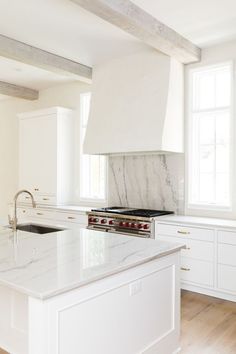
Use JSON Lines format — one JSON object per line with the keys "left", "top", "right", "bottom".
{"left": 181, "top": 283, "right": 236, "bottom": 302}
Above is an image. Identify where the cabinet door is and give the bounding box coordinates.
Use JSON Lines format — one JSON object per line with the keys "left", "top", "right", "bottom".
{"left": 19, "top": 114, "right": 57, "bottom": 195}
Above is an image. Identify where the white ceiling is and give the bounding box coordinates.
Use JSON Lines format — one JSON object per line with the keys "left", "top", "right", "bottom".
{"left": 133, "top": 0, "right": 236, "bottom": 47}
{"left": 0, "top": 57, "right": 74, "bottom": 90}
{"left": 0, "top": 0, "right": 236, "bottom": 95}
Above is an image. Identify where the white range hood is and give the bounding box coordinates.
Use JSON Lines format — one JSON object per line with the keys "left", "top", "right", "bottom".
{"left": 84, "top": 49, "right": 184, "bottom": 155}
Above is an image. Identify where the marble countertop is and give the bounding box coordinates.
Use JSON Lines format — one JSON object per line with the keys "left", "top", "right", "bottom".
{"left": 156, "top": 215, "right": 236, "bottom": 229}
{"left": 0, "top": 228, "right": 183, "bottom": 300}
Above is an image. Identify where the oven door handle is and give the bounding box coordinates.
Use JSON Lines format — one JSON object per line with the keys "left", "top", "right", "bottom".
{"left": 108, "top": 229, "right": 150, "bottom": 238}
{"left": 87, "top": 225, "right": 112, "bottom": 232}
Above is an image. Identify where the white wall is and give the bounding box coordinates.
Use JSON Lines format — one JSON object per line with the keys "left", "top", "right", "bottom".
{"left": 0, "top": 81, "right": 90, "bottom": 221}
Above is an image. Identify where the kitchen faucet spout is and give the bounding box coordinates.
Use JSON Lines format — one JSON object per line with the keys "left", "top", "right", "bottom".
{"left": 8, "top": 190, "right": 36, "bottom": 231}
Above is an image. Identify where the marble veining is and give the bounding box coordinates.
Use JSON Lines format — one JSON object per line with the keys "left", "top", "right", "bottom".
{"left": 109, "top": 154, "right": 185, "bottom": 213}
{"left": 0, "top": 228, "right": 183, "bottom": 299}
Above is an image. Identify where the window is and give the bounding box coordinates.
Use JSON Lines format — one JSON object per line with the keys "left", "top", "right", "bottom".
{"left": 188, "top": 63, "right": 232, "bottom": 209}
{"left": 80, "top": 93, "right": 107, "bottom": 201}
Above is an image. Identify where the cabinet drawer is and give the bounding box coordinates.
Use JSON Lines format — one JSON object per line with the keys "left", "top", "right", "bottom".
{"left": 28, "top": 209, "right": 56, "bottom": 220}
{"left": 218, "top": 244, "right": 236, "bottom": 267}
{"left": 218, "top": 265, "right": 236, "bottom": 293}
{"left": 55, "top": 212, "right": 87, "bottom": 225}
{"left": 35, "top": 195, "right": 57, "bottom": 205}
{"left": 218, "top": 230, "right": 236, "bottom": 245}
{"left": 181, "top": 257, "right": 214, "bottom": 287}
{"left": 18, "top": 194, "right": 56, "bottom": 205}
{"left": 156, "top": 223, "right": 214, "bottom": 242}
{"left": 158, "top": 235, "right": 214, "bottom": 262}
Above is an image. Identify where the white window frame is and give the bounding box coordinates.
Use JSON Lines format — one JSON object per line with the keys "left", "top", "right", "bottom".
{"left": 79, "top": 92, "right": 108, "bottom": 205}
{"left": 186, "top": 61, "right": 234, "bottom": 214}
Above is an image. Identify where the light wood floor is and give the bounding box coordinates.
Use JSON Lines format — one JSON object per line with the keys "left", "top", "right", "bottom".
{"left": 1, "top": 290, "right": 236, "bottom": 354}
{"left": 181, "top": 290, "right": 236, "bottom": 354}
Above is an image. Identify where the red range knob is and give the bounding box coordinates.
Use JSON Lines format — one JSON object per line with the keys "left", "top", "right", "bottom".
{"left": 109, "top": 220, "right": 114, "bottom": 225}
{"left": 89, "top": 217, "right": 93, "bottom": 223}
{"left": 101, "top": 219, "right": 107, "bottom": 224}
{"left": 119, "top": 221, "right": 125, "bottom": 227}
{"left": 143, "top": 224, "right": 149, "bottom": 230}
{"left": 93, "top": 218, "right": 99, "bottom": 223}
{"left": 126, "top": 222, "right": 131, "bottom": 227}
{"left": 131, "top": 223, "right": 137, "bottom": 228}
{"left": 138, "top": 224, "right": 143, "bottom": 229}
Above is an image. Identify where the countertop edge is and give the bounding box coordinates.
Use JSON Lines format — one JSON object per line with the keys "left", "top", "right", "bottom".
{"left": 0, "top": 244, "right": 184, "bottom": 300}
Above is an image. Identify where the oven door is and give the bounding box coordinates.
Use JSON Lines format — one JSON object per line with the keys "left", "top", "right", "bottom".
{"left": 87, "top": 225, "right": 151, "bottom": 238}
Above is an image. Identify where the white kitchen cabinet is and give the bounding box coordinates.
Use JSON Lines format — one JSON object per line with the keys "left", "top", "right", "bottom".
{"left": 218, "top": 265, "right": 236, "bottom": 293}
{"left": 16, "top": 206, "right": 88, "bottom": 229}
{"left": 156, "top": 219, "right": 236, "bottom": 302}
{"left": 156, "top": 223, "right": 214, "bottom": 290}
{"left": 158, "top": 234, "right": 214, "bottom": 262}
{"left": 18, "top": 107, "right": 74, "bottom": 205}
{"left": 181, "top": 257, "right": 214, "bottom": 287}
{"left": 217, "top": 230, "right": 236, "bottom": 294}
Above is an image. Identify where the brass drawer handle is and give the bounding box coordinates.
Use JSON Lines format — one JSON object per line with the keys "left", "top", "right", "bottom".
{"left": 181, "top": 267, "right": 190, "bottom": 271}
{"left": 25, "top": 196, "right": 30, "bottom": 199}
{"left": 177, "top": 230, "right": 190, "bottom": 235}
{"left": 34, "top": 188, "right": 39, "bottom": 191}
{"left": 67, "top": 216, "right": 76, "bottom": 220}
{"left": 186, "top": 247, "right": 191, "bottom": 250}
{"left": 42, "top": 198, "right": 50, "bottom": 201}
{"left": 36, "top": 212, "right": 44, "bottom": 216}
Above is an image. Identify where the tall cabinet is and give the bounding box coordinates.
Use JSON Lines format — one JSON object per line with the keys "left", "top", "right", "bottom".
{"left": 18, "top": 107, "right": 74, "bottom": 205}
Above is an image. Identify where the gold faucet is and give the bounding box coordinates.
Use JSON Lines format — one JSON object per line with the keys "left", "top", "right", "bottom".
{"left": 8, "top": 190, "right": 36, "bottom": 231}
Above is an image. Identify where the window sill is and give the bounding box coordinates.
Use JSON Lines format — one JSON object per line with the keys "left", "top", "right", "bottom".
{"left": 187, "top": 203, "right": 232, "bottom": 212}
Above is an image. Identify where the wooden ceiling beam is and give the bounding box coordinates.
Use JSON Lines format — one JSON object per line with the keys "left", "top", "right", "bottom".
{"left": 0, "top": 34, "right": 92, "bottom": 83}
{"left": 71, "top": 0, "right": 201, "bottom": 64}
{"left": 0, "top": 81, "right": 39, "bottom": 100}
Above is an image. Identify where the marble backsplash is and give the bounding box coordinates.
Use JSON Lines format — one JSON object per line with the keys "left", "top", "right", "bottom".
{"left": 108, "top": 154, "right": 185, "bottom": 214}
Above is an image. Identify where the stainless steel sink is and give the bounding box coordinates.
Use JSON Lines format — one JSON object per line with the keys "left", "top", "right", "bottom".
{"left": 15, "top": 223, "right": 65, "bottom": 234}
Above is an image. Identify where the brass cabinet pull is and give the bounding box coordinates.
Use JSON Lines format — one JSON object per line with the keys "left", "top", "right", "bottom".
{"left": 67, "top": 216, "right": 76, "bottom": 220}
{"left": 34, "top": 188, "right": 39, "bottom": 191}
{"left": 22, "top": 210, "right": 26, "bottom": 213}
{"left": 177, "top": 230, "right": 190, "bottom": 235}
{"left": 36, "top": 212, "right": 44, "bottom": 216}
{"left": 186, "top": 247, "right": 191, "bottom": 250}
{"left": 42, "top": 198, "right": 49, "bottom": 201}
{"left": 25, "top": 196, "right": 30, "bottom": 199}
{"left": 181, "top": 267, "right": 190, "bottom": 271}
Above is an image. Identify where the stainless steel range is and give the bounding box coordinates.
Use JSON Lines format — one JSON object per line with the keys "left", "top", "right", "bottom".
{"left": 87, "top": 207, "right": 174, "bottom": 238}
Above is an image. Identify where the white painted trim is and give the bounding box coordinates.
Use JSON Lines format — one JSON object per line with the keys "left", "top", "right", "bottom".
{"left": 181, "top": 283, "right": 236, "bottom": 302}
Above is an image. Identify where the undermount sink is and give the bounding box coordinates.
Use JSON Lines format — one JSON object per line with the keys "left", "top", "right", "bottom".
{"left": 15, "top": 223, "right": 65, "bottom": 234}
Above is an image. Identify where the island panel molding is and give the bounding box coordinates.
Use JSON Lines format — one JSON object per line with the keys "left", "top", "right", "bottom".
{"left": 0, "top": 80, "right": 38, "bottom": 100}
{"left": 0, "top": 34, "right": 92, "bottom": 83}
{"left": 71, "top": 0, "right": 201, "bottom": 64}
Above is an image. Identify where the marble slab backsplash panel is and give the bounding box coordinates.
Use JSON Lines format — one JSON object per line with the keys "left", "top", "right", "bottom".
{"left": 108, "top": 154, "right": 185, "bottom": 214}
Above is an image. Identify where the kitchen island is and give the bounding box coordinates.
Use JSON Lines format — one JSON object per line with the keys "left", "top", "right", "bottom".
{"left": 0, "top": 227, "right": 183, "bottom": 354}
